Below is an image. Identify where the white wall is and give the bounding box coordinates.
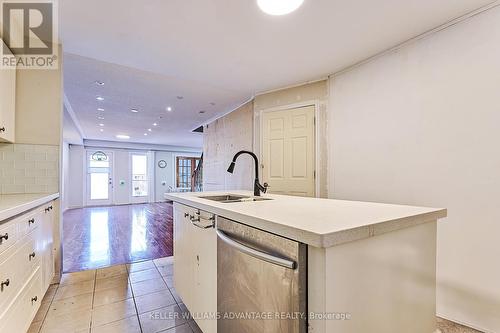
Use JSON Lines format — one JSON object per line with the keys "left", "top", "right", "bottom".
{"left": 67, "top": 145, "right": 85, "bottom": 208}
{"left": 329, "top": 6, "right": 500, "bottom": 332}
{"left": 67, "top": 143, "right": 201, "bottom": 207}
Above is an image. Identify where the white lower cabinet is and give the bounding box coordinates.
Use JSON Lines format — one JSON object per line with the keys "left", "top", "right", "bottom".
{"left": 173, "top": 203, "right": 217, "bottom": 333}
{"left": 0, "top": 201, "right": 56, "bottom": 333}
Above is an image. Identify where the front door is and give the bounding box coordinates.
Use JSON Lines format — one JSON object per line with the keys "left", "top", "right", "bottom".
{"left": 86, "top": 150, "right": 113, "bottom": 206}
{"left": 261, "top": 105, "right": 315, "bottom": 197}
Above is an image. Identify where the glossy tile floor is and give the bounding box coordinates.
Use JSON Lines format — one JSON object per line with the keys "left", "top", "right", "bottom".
{"left": 28, "top": 257, "right": 201, "bottom": 333}
{"left": 437, "top": 317, "right": 484, "bottom": 333}
{"left": 28, "top": 256, "right": 481, "bottom": 333}
{"left": 63, "top": 203, "right": 173, "bottom": 273}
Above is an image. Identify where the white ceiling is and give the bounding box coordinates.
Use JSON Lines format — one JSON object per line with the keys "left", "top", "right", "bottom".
{"left": 60, "top": 0, "right": 493, "bottom": 147}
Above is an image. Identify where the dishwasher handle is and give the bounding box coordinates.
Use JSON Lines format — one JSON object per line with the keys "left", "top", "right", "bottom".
{"left": 216, "top": 229, "right": 296, "bottom": 270}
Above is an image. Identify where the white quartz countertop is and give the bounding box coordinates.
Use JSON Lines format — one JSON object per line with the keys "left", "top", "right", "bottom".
{"left": 0, "top": 193, "right": 59, "bottom": 222}
{"left": 165, "top": 191, "right": 447, "bottom": 248}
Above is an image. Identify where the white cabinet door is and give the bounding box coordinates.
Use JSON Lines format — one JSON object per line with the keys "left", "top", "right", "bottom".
{"left": 41, "top": 203, "right": 54, "bottom": 289}
{"left": 0, "top": 39, "right": 16, "bottom": 143}
{"left": 173, "top": 203, "right": 195, "bottom": 310}
{"left": 173, "top": 204, "right": 217, "bottom": 333}
{"left": 194, "top": 213, "right": 217, "bottom": 333}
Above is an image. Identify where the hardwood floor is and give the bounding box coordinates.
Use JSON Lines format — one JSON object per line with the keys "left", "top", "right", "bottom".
{"left": 63, "top": 202, "right": 173, "bottom": 273}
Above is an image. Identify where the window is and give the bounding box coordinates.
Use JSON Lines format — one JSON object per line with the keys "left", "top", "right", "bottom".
{"left": 176, "top": 156, "right": 201, "bottom": 191}
{"left": 131, "top": 154, "right": 148, "bottom": 197}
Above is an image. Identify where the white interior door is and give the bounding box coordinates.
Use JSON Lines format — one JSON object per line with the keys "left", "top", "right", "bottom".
{"left": 262, "top": 105, "right": 316, "bottom": 197}
{"left": 86, "top": 151, "right": 113, "bottom": 206}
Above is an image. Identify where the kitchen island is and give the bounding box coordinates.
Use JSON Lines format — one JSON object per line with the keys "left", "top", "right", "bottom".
{"left": 166, "top": 191, "right": 447, "bottom": 333}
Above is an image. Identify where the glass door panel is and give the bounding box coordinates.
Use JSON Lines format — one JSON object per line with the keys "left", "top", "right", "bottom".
{"left": 87, "top": 151, "right": 113, "bottom": 206}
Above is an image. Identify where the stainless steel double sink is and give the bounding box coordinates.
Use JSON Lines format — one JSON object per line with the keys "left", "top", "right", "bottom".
{"left": 199, "top": 194, "right": 272, "bottom": 203}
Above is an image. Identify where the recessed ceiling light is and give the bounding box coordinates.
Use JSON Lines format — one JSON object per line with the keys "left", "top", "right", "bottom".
{"left": 98, "top": 116, "right": 104, "bottom": 120}
{"left": 116, "top": 134, "right": 130, "bottom": 139}
{"left": 257, "top": 0, "right": 304, "bottom": 15}
{"left": 199, "top": 110, "right": 206, "bottom": 114}
{"left": 176, "top": 96, "right": 183, "bottom": 100}
{"left": 99, "top": 123, "right": 104, "bottom": 127}
{"left": 166, "top": 106, "right": 172, "bottom": 112}
{"left": 131, "top": 108, "right": 139, "bottom": 113}
{"left": 100, "top": 128, "right": 104, "bottom": 132}
{"left": 144, "top": 133, "right": 148, "bottom": 136}
{"left": 148, "top": 128, "right": 152, "bottom": 132}
{"left": 96, "top": 96, "right": 104, "bottom": 101}
{"left": 97, "top": 108, "right": 104, "bottom": 112}
{"left": 153, "top": 123, "right": 158, "bottom": 126}
{"left": 95, "top": 80, "right": 104, "bottom": 86}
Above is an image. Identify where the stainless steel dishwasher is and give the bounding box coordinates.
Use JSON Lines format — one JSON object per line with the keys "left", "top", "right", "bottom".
{"left": 216, "top": 216, "right": 307, "bottom": 333}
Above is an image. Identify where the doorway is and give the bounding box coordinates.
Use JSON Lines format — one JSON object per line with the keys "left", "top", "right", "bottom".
{"left": 261, "top": 105, "right": 316, "bottom": 197}
{"left": 86, "top": 150, "right": 113, "bottom": 206}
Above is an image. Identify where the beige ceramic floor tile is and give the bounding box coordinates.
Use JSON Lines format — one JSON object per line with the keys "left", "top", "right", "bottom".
{"left": 168, "top": 287, "right": 183, "bottom": 303}
{"left": 46, "top": 292, "right": 93, "bottom": 318}
{"left": 153, "top": 256, "right": 174, "bottom": 267}
{"left": 95, "top": 275, "right": 131, "bottom": 292}
{"left": 90, "top": 315, "right": 141, "bottom": 333}
{"left": 437, "top": 317, "right": 483, "bottom": 333}
{"left": 41, "top": 310, "right": 92, "bottom": 333}
{"left": 53, "top": 280, "right": 95, "bottom": 301}
{"left": 135, "top": 290, "right": 176, "bottom": 314}
{"left": 139, "top": 304, "right": 187, "bottom": 333}
{"left": 129, "top": 267, "right": 162, "bottom": 283}
{"left": 131, "top": 277, "right": 168, "bottom": 297}
{"left": 60, "top": 270, "right": 96, "bottom": 286}
{"left": 27, "top": 320, "right": 43, "bottom": 333}
{"left": 96, "top": 265, "right": 128, "bottom": 280}
{"left": 42, "top": 284, "right": 58, "bottom": 304}
{"left": 127, "top": 260, "right": 155, "bottom": 273}
{"left": 188, "top": 320, "right": 203, "bottom": 333}
{"left": 163, "top": 323, "right": 194, "bottom": 333}
{"left": 33, "top": 301, "right": 51, "bottom": 323}
{"left": 93, "top": 284, "right": 133, "bottom": 307}
{"left": 157, "top": 265, "right": 174, "bottom": 277}
{"left": 91, "top": 298, "right": 137, "bottom": 327}
{"left": 163, "top": 274, "right": 174, "bottom": 288}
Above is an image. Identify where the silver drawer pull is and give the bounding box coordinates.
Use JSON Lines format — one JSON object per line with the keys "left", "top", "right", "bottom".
{"left": 29, "top": 252, "right": 36, "bottom": 261}
{"left": 1, "top": 279, "right": 10, "bottom": 291}
{"left": 31, "top": 296, "right": 38, "bottom": 304}
{"left": 190, "top": 214, "right": 214, "bottom": 229}
{"left": 0, "top": 233, "right": 8, "bottom": 242}
{"left": 28, "top": 218, "right": 35, "bottom": 225}
{"left": 216, "top": 229, "right": 296, "bottom": 270}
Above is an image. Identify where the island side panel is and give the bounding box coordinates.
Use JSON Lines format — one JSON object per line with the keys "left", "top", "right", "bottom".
{"left": 309, "top": 221, "right": 437, "bottom": 333}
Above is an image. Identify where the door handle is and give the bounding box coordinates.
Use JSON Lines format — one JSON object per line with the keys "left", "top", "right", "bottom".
{"left": 1, "top": 279, "right": 10, "bottom": 291}
{"left": 190, "top": 213, "right": 215, "bottom": 229}
{"left": 216, "top": 229, "right": 296, "bottom": 269}
{"left": 0, "top": 233, "right": 8, "bottom": 242}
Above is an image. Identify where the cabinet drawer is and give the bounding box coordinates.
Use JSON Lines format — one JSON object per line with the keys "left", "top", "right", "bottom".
{"left": 0, "top": 222, "right": 17, "bottom": 255}
{"left": 18, "top": 210, "right": 42, "bottom": 238}
{"left": 0, "top": 267, "right": 43, "bottom": 333}
{"left": 0, "top": 230, "right": 39, "bottom": 313}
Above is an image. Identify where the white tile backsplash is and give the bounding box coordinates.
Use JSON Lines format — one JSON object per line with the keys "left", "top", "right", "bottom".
{"left": 0, "top": 143, "right": 59, "bottom": 194}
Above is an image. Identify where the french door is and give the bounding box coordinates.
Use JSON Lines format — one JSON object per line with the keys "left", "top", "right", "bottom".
{"left": 86, "top": 151, "right": 113, "bottom": 206}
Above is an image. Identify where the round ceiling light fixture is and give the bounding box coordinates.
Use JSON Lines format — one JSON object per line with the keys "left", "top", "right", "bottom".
{"left": 257, "top": 0, "right": 304, "bottom": 15}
